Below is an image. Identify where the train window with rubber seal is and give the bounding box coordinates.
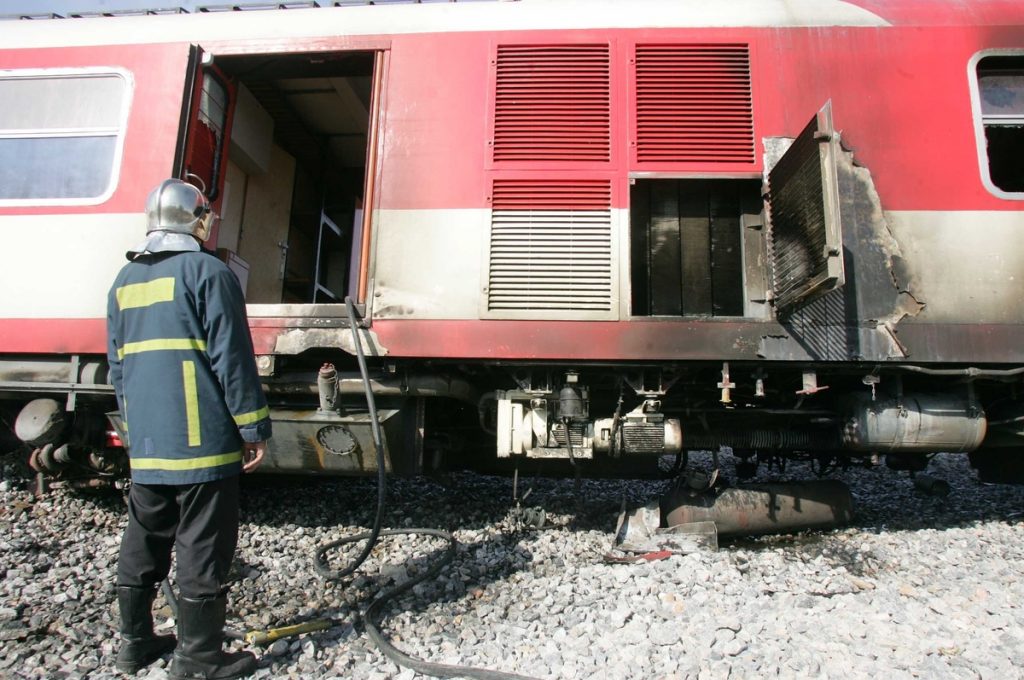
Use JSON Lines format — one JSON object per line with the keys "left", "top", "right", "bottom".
{"left": 970, "top": 52, "right": 1024, "bottom": 199}
{"left": 0, "top": 68, "right": 132, "bottom": 206}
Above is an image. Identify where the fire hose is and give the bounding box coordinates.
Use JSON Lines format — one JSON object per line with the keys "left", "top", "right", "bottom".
{"left": 308, "top": 298, "right": 534, "bottom": 680}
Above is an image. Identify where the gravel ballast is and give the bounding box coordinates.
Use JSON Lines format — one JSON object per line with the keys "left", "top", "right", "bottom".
{"left": 2, "top": 452, "right": 1024, "bottom": 680}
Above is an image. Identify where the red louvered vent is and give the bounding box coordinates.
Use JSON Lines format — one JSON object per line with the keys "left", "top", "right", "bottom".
{"left": 491, "top": 178, "right": 613, "bottom": 211}
{"left": 635, "top": 44, "right": 754, "bottom": 164}
{"left": 493, "top": 44, "right": 611, "bottom": 162}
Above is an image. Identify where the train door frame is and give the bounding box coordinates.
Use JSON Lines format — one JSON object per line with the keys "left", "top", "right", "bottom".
{"left": 175, "top": 45, "right": 236, "bottom": 247}
{"left": 173, "top": 42, "right": 389, "bottom": 316}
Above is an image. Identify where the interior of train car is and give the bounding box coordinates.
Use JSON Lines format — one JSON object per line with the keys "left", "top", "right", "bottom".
{"left": 200, "top": 50, "right": 375, "bottom": 305}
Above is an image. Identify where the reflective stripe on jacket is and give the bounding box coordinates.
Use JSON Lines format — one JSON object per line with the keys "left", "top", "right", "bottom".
{"left": 107, "top": 250, "right": 272, "bottom": 484}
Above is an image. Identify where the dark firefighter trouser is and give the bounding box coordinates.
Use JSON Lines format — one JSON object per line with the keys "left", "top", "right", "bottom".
{"left": 117, "top": 476, "right": 240, "bottom": 598}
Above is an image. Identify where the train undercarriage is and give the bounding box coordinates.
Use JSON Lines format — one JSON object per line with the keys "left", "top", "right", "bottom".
{"left": 4, "top": 352, "right": 1024, "bottom": 492}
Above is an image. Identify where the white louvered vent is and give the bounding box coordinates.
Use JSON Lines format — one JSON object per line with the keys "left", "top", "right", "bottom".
{"left": 486, "top": 209, "right": 614, "bottom": 315}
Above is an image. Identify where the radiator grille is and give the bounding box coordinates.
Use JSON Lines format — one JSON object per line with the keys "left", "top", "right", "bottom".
{"left": 623, "top": 423, "right": 665, "bottom": 454}
{"left": 769, "top": 122, "right": 826, "bottom": 309}
{"left": 487, "top": 179, "right": 613, "bottom": 313}
{"left": 767, "top": 103, "right": 844, "bottom": 314}
{"left": 493, "top": 44, "right": 611, "bottom": 162}
{"left": 553, "top": 422, "right": 587, "bottom": 448}
{"left": 635, "top": 44, "right": 754, "bottom": 164}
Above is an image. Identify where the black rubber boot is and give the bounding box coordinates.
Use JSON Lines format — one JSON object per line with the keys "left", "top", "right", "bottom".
{"left": 169, "top": 595, "right": 257, "bottom": 680}
{"left": 115, "top": 586, "right": 177, "bottom": 674}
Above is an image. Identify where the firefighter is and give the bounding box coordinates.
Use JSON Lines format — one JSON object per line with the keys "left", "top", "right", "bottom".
{"left": 107, "top": 178, "right": 272, "bottom": 680}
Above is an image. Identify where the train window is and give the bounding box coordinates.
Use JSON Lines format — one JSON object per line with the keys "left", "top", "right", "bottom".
{"left": 199, "top": 75, "right": 228, "bottom": 133}
{"left": 629, "top": 178, "right": 760, "bottom": 317}
{"left": 972, "top": 54, "right": 1024, "bottom": 197}
{"left": 185, "top": 70, "right": 230, "bottom": 201}
{"left": 0, "top": 70, "right": 130, "bottom": 204}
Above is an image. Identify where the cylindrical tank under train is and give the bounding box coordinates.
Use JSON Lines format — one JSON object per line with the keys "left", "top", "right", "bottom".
{"left": 661, "top": 481, "right": 856, "bottom": 537}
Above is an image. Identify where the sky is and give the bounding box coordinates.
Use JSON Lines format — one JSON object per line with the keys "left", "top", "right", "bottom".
{"left": 0, "top": 1, "right": 320, "bottom": 18}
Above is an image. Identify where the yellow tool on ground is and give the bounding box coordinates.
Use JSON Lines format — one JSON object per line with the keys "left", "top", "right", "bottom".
{"left": 243, "top": 620, "right": 333, "bottom": 646}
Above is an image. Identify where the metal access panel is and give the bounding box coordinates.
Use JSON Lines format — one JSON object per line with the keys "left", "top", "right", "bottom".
{"left": 260, "top": 401, "right": 423, "bottom": 476}
{"left": 767, "top": 101, "right": 845, "bottom": 315}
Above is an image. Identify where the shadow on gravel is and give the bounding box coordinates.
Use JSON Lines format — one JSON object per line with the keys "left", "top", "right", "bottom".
{"left": 206, "top": 465, "right": 692, "bottom": 661}
{"left": 677, "top": 451, "right": 1024, "bottom": 529}
{"left": 692, "top": 452, "right": 1024, "bottom": 580}
{"left": 223, "top": 451, "right": 1024, "bottom": 629}
{"left": 7, "top": 451, "right": 1024, "bottom": 642}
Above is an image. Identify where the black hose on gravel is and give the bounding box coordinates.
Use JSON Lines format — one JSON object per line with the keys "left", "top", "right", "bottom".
{"left": 312, "top": 297, "right": 389, "bottom": 583}
{"left": 316, "top": 526, "right": 532, "bottom": 680}
{"left": 310, "top": 298, "right": 535, "bottom": 680}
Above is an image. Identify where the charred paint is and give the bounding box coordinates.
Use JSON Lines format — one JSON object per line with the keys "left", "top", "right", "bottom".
{"left": 248, "top": 325, "right": 388, "bottom": 357}
{"left": 761, "top": 135, "right": 924, "bottom": 362}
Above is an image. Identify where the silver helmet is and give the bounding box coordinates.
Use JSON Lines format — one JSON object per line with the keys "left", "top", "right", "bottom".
{"left": 144, "top": 179, "right": 210, "bottom": 238}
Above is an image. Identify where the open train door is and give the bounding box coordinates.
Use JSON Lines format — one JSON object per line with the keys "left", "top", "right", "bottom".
{"left": 174, "top": 45, "right": 236, "bottom": 245}
{"left": 766, "top": 101, "right": 845, "bottom": 317}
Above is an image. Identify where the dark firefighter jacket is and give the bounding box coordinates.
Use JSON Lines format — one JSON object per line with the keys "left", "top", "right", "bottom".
{"left": 106, "top": 250, "right": 272, "bottom": 485}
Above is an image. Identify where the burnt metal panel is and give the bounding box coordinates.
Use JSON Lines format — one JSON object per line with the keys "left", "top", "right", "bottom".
{"left": 680, "top": 184, "right": 713, "bottom": 314}
{"left": 709, "top": 186, "right": 744, "bottom": 316}
{"left": 763, "top": 124, "right": 924, "bottom": 362}
{"left": 629, "top": 181, "right": 652, "bottom": 315}
{"left": 767, "top": 101, "right": 844, "bottom": 315}
{"left": 630, "top": 179, "right": 757, "bottom": 317}
{"left": 740, "top": 213, "right": 770, "bottom": 319}
{"left": 650, "top": 180, "right": 683, "bottom": 315}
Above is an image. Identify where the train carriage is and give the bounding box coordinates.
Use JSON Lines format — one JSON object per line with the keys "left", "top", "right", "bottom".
{"left": 1, "top": 0, "right": 1023, "bottom": 485}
